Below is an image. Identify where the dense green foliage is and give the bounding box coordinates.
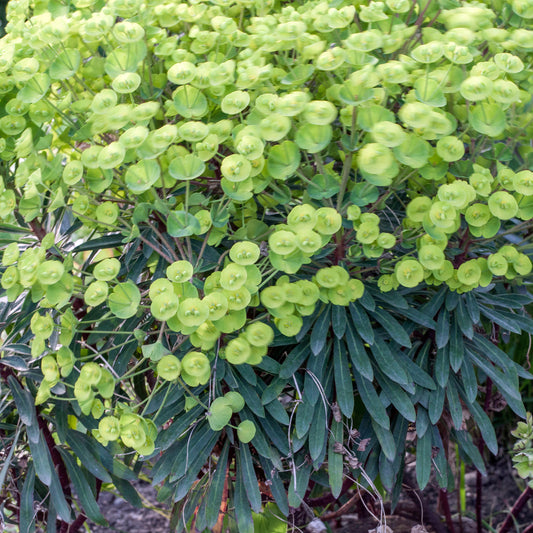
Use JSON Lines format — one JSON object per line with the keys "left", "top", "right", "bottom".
{"left": 1, "top": 0, "right": 533, "bottom": 530}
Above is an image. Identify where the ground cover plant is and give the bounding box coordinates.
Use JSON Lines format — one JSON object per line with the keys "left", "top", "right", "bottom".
{"left": 1, "top": 0, "right": 533, "bottom": 531}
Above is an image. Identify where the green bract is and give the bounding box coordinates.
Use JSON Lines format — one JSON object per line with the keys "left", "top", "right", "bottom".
{"left": 2, "top": 0, "right": 533, "bottom": 530}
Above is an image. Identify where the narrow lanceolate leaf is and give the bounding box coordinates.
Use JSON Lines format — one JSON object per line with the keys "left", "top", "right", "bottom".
{"left": 288, "top": 460, "right": 312, "bottom": 508}
{"left": 456, "top": 298, "right": 473, "bottom": 339}
{"left": 20, "top": 463, "right": 36, "bottom": 533}
{"left": 234, "top": 461, "right": 254, "bottom": 533}
{"left": 449, "top": 319, "right": 464, "bottom": 373}
{"left": 416, "top": 431, "right": 432, "bottom": 490}
{"left": 66, "top": 430, "right": 112, "bottom": 483}
{"left": 28, "top": 431, "right": 52, "bottom": 486}
{"left": 310, "top": 306, "right": 330, "bottom": 355}
{"left": 370, "top": 338, "right": 410, "bottom": 386}
{"left": 428, "top": 386, "right": 445, "bottom": 425}
{"left": 479, "top": 305, "right": 523, "bottom": 334}
{"left": 353, "top": 373, "right": 390, "bottom": 430}
{"left": 371, "top": 418, "right": 396, "bottom": 461}
{"left": 48, "top": 454, "right": 73, "bottom": 523}
{"left": 445, "top": 379, "right": 463, "bottom": 430}
{"left": 333, "top": 338, "right": 354, "bottom": 417}
{"left": 328, "top": 419, "right": 344, "bottom": 498}
{"left": 7, "top": 376, "right": 37, "bottom": 428}
{"left": 435, "top": 308, "right": 450, "bottom": 349}
{"left": 279, "top": 342, "right": 309, "bottom": 379}
{"left": 345, "top": 326, "right": 373, "bottom": 380}
{"left": 349, "top": 302, "right": 374, "bottom": 344}
{"left": 370, "top": 308, "right": 411, "bottom": 347}
{"left": 239, "top": 444, "right": 262, "bottom": 513}
{"left": 461, "top": 396, "right": 498, "bottom": 455}
{"left": 331, "top": 305, "right": 347, "bottom": 339}
{"left": 434, "top": 347, "right": 450, "bottom": 388}
{"left": 376, "top": 371, "right": 416, "bottom": 422}
{"left": 308, "top": 401, "right": 327, "bottom": 462}
{"left": 58, "top": 448, "right": 108, "bottom": 526}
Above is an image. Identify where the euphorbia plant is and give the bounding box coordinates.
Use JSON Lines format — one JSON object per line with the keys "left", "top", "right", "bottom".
{"left": 1, "top": 0, "right": 533, "bottom": 530}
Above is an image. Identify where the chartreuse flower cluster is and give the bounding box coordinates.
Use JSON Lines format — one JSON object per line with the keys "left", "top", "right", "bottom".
{"left": 381, "top": 165, "right": 533, "bottom": 293}
{"left": 1, "top": 0, "right": 533, "bottom": 480}
{"left": 511, "top": 413, "right": 533, "bottom": 488}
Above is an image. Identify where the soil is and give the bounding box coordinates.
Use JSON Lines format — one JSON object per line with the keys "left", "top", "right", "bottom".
{"left": 88, "top": 455, "right": 533, "bottom": 533}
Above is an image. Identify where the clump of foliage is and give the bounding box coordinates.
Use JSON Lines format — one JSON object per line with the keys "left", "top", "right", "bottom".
{"left": 1, "top": 0, "right": 533, "bottom": 530}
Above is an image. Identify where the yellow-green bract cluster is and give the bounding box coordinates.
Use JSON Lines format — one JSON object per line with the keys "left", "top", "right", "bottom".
{"left": 380, "top": 166, "right": 533, "bottom": 293}
{"left": 96, "top": 410, "right": 158, "bottom": 455}
{"left": 347, "top": 205, "right": 396, "bottom": 259}
{"left": 268, "top": 204, "right": 342, "bottom": 274}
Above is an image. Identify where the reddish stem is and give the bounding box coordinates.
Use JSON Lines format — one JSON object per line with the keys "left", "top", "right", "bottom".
{"left": 498, "top": 486, "right": 533, "bottom": 533}
{"left": 439, "top": 489, "right": 456, "bottom": 533}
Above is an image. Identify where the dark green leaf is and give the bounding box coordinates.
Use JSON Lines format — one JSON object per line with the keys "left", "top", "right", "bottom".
{"left": 446, "top": 290, "right": 459, "bottom": 311}
{"left": 371, "top": 419, "right": 396, "bottom": 461}
{"left": 295, "top": 396, "right": 315, "bottom": 438}
{"left": 48, "top": 455, "right": 73, "bottom": 523}
{"left": 206, "top": 440, "right": 229, "bottom": 528}
{"left": 428, "top": 386, "right": 445, "bottom": 425}
{"left": 279, "top": 342, "right": 310, "bottom": 379}
{"left": 349, "top": 302, "right": 374, "bottom": 344}
{"left": 235, "top": 461, "right": 254, "bottom": 533}
{"left": 310, "top": 306, "right": 330, "bottom": 355}
{"left": 7, "top": 376, "right": 36, "bottom": 428}
{"left": 359, "top": 290, "right": 376, "bottom": 311}
{"left": 436, "top": 309, "right": 450, "bottom": 349}
{"left": 308, "top": 402, "right": 328, "bottom": 462}
{"left": 401, "top": 306, "right": 436, "bottom": 329}
{"left": 479, "top": 292, "right": 532, "bottom": 308}
{"left": 265, "top": 399, "right": 289, "bottom": 426}
{"left": 331, "top": 305, "right": 347, "bottom": 339}
{"left": 334, "top": 339, "right": 353, "bottom": 417}
{"left": 376, "top": 371, "right": 416, "bottom": 422}
{"left": 72, "top": 233, "right": 124, "bottom": 252}
{"left": 66, "top": 430, "right": 112, "bottom": 483}
{"left": 446, "top": 379, "right": 463, "bottom": 430}
{"left": 262, "top": 378, "right": 286, "bottom": 405}
{"left": 449, "top": 319, "right": 464, "bottom": 373}
{"left": 479, "top": 305, "right": 523, "bottom": 334}
{"left": 462, "top": 395, "right": 497, "bottom": 455}
{"left": 58, "top": 448, "right": 107, "bottom": 526}
{"left": 416, "top": 407, "right": 430, "bottom": 438}
{"left": 416, "top": 431, "right": 432, "bottom": 490}
{"left": 420, "top": 286, "right": 448, "bottom": 318}
{"left": 328, "top": 420, "right": 344, "bottom": 498}
{"left": 239, "top": 444, "right": 262, "bottom": 513}
{"left": 234, "top": 372, "right": 265, "bottom": 418}
{"left": 454, "top": 430, "right": 486, "bottom": 475}
{"left": 29, "top": 432, "right": 52, "bottom": 486}
{"left": 353, "top": 373, "right": 390, "bottom": 430}
{"left": 465, "top": 292, "right": 480, "bottom": 323}
{"left": 345, "top": 326, "right": 373, "bottom": 380}
{"left": 20, "top": 463, "right": 35, "bottom": 533}
{"left": 434, "top": 347, "right": 449, "bottom": 388}
{"left": 288, "top": 458, "right": 312, "bottom": 507}
{"left": 370, "top": 308, "right": 411, "bottom": 348}
{"left": 460, "top": 356, "right": 477, "bottom": 403}
{"left": 466, "top": 350, "right": 525, "bottom": 417}
{"left": 370, "top": 338, "right": 410, "bottom": 386}
{"left": 258, "top": 456, "right": 288, "bottom": 516}
{"left": 456, "top": 298, "right": 473, "bottom": 339}
{"left": 112, "top": 476, "right": 143, "bottom": 508}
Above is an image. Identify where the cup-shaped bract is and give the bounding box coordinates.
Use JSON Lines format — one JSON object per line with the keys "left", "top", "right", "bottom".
{"left": 395, "top": 259, "right": 425, "bottom": 288}
{"left": 157, "top": 354, "right": 182, "bottom": 381}
{"left": 488, "top": 191, "right": 519, "bottom": 220}
{"left": 230, "top": 242, "right": 260, "bottom": 265}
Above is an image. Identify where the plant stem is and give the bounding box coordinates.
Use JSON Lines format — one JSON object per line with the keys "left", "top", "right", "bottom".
{"left": 498, "top": 486, "right": 533, "bottom": 533}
